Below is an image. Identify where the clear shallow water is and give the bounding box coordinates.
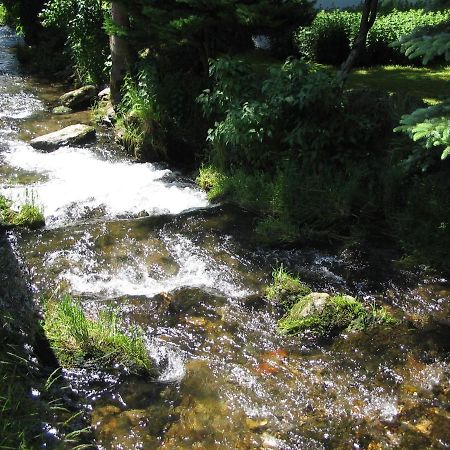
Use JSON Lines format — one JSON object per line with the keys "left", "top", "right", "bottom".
{"left": 1, "top": 26, "right": 449, "bottom": 449}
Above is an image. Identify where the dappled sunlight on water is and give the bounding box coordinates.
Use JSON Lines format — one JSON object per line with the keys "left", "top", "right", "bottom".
{"left": 1, "top": 25, "right": 449, "bottom": 449}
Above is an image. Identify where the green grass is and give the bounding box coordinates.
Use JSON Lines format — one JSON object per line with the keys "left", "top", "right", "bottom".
{"left": 43, "top": 295, "right": 156, "bottom": 376}
{"left": 265, "top": 265, "right": 311, "bottom": 310}
{"left": 0, "top": 352, "right": 36, "bottom": 449}
{"left": 0, "top": 194, "right": 45, "bottom": 229}
{"left": 347, "top": 65, "right": 450, "bottom": 103}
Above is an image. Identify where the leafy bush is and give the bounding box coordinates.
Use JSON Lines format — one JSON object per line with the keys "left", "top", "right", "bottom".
{"left": 296, "top": 9, "right": 450, "bottom": 66}
{"left": 41, "top": 0, "right": 109, "bottom": 84}
{"left": 199, "top": 57, "right": 354, "bottom": 170}
{"left": 116, "top": 64, "right": 167, "bottom": 161}
{"left": 296, "top": 10, "right": 357, "bottom": 64}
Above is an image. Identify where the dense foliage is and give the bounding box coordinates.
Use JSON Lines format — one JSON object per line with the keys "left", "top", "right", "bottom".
{"left": 296, "top": 8, "right": 450, "bottom": 65}
{"left": 40, "top": 0, "right": 109, "bottom": 83}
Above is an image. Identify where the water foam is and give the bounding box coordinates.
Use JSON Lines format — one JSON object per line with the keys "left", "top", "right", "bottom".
{"left": 1, "top": 141, "right": 208, "bottom": 227}
{"left": 59, "top": 232, "right": 250, "bottom": 299}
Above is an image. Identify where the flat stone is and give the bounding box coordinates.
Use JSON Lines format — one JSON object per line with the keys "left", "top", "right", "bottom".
{"left": 52, "top": 106, "right": 72, "bottom": 115}
{"left": 30, "top": 124, "right": 96, "bottom": 151}
{"left": 60, "top": 85, "right": 97, "bottom": 109}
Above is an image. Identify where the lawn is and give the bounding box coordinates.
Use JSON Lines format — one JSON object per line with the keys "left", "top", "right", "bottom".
{"left": 347, "top": 65, "right": 450, "bottom": 103}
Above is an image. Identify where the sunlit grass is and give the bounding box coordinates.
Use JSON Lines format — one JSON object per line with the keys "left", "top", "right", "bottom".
{"left": 43, "top": 294, "right": 156, "bottom": 376}
{"left": 347, "top": 65, "right": 450, "bottom": 103}
{"left": 0, "top": 193, "right": 45, "bottom": 229}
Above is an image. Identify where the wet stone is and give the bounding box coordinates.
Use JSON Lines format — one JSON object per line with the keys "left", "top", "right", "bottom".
{"left": 29, "top": 124, "right": 96, "bottom": 151}
{"left": 60, "top": 85, "right": 97, "bottom": 109}
{"left": 167, "top": 287, "right": 226, "bottom": 317}
{"left": 52, "top": 106, "right": 72, "bottom": 115}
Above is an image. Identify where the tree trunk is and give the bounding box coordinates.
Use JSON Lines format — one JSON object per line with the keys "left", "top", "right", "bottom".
{"left": 110, "top": 2, "right": 132, "bottom": 106}
{"left": 338, "top": 0, "right": 379, "bottom": 85}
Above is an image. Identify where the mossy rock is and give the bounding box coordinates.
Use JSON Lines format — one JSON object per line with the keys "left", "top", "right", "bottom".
{"left": 265, "top": 267, "right": 311, "bottom": 310}
{"left": 278, "top": 294, "right": 380, "bottom": 338}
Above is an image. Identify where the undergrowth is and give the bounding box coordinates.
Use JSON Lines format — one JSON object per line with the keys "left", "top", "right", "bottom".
{"left": 116, "top": 68, "right": 166, "bottom": 161}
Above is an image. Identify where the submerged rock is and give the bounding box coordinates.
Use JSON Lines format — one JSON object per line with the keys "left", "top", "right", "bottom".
{"left": 52, "top": 105, "right": 72, "bottom": 115}
{"left": 30, "top": 124, "right": 96, "bottom": 151}
{"left": 60, "top": 85, "right": 97, "bottom": 109}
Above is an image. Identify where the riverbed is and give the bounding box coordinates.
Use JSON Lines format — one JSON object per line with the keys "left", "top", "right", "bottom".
{"left": 0, "top": 26, "right": 449, "bottom": 449}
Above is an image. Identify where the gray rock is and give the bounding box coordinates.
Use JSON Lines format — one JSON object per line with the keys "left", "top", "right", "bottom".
{"left": 52, "top": 106, "right": 72, "bottom": 115}
{"left": 289, "top": 292, "right": 331, "bottom": 319}
{"left": 60, "top": 85, "right": 97, "bottom": 109}
{"left": 30, "top": 124, "right": 96, "bottom": 151}
{"left": 98, "top": 87, "right": 110, "bottom": 101}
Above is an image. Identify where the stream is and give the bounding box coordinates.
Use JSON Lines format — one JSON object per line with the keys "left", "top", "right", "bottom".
{"left": 1, "top": 26, "right": 449, "bottom": 449}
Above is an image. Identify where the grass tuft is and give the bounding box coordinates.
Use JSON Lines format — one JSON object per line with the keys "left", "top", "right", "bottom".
{"left": 265, "top": 265, "right": 311, "bottom": 310}
{"left": 43, "top": 294, "right": 156, "bottom": 376}
{"left": 0, "top": 193, "right": 45, "bottom": 229}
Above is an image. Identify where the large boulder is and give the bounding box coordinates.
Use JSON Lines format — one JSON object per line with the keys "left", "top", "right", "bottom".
{"left": 30, "top": 124, "right": 96, "bottom": 151}
{"left": 60, "top": 85, "right": 97, "bottom": 109}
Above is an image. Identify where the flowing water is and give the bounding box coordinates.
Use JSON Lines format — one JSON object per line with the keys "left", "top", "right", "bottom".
{"left": 1, "top": 26, "right": 449, "bottom": 449}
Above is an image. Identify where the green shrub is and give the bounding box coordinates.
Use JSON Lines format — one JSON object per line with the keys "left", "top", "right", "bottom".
{"left": 40, "top": 0, "right": 109, "bottom": 84}
{"left": 116, "top": 65, "right": 167, "bottom": 161}
{"left": 296, "top": 10, "right": 356, "bottom": 64}
{"left": 296, "top": 9, "right": 450, "bottom": 66}
{"left": 43, "top": 294, "right": 156, "bottom": 375}
{"left": 199, "top": 57, "right": 354, "bottom": 171}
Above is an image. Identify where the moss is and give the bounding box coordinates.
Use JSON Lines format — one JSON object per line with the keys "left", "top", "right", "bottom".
{"left": 278, "top": 294, "right": 398, "bottom": 337}
{"left": 43, "top": 295, "right": 156, "bottom": 376}
{"left": 265, "top": 265, "right": 311, "bottom": 311}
